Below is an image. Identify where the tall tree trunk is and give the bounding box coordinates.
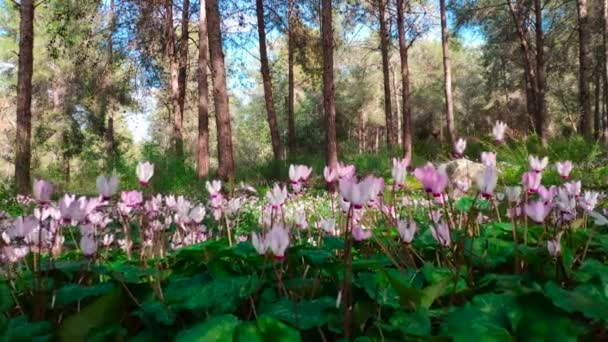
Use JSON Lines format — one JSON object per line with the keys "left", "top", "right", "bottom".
{"left": 287, "top": 0, "right": 296, "bottom": 158}
{"left": 207, "top": 0, "right": 235, "bottom": 180}
{"left": 166, "top": 0, "right": 183, "bottom": 160}
{"left": 391, "top": 64, "right": 402, "bottom": 145}
{"left": 577, "top": 0, "right": 592, "bottom": 138}
{"left": 508, "top": 1, "right": 538, "bottom": 135}
{"left": 256, "top": 0, "right": 283, "bottom": 160}
{"left": 378, "top": 0, "right": 394, "bottom": 151}
{"left": 595, "top": 70, "right": 601, "bottom": 139}
{"left": 14, "top": 0, "right": 34, "bottom": 194}
{"left": 604, "top": 0, "right": 608, "bottom": 142}
{"left": 177, "top": 0, "right": 189, "bottom": 156}
{"left": 322, "top": 0, "right": 338, "bottom": 169}
{"left": 439, "top": 0, "right": 456, "bottom": 146}
{"left": 397, "top": 0, "right": 412, "bottom": 163}
{"left": 197, "top": 0, "right": 210, "bottom": 179}
{"left": 533, "top": 0, "right": 546, "bottom": 138}
{"left": 104, "top": 0, "right": 115, "bottom": 172}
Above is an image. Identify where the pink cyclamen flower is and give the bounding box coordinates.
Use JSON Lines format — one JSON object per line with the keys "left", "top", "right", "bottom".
{"left": 251, "top": 232, "right": 267, "bottom": 255}
{"left": 80, "top": 234, "right": 97, "bottom": 257}
{"left": 392, "top": 158, "right": 409, "bottom": 187}
{"left": 414, "top": 163, "right": 448, "bottom": 197}
{"left": 320, "top": 218, "right": 336, "bottom": 235}
{"left": 339, "top": 177, "right": 374, "bottom": 209}
{"left": 521, "top": 171, "right": 542, "bottom": 194}
{"left": 555, "top": 161, "right": 572, "bottom": 179}
{"left": 8, "top": 216, "right": 38, "bottom": 239}
{"left": 528, "top": 155, "right": 548, "bottom": 173}
{"left": 352, "top": 226, "right": 372, "bottom": 242}
{"left": 430, "top": 221, "right": 451, "bottom": 247}
{"left": 289, "top": 164, "right": 312, "bottom": 183}
{"left": 453, "top": 138, "right": 466, "bottom": 158}
{"left": 504, "top": 186, "right": 522, "bottom": 203}
{"left": 481, "top": 152, "right": 496, "bottom": 167}
{"left": 120, "top": 191, "right": 143, "bottom": 208}
{"left": 564, "top": 181, "right": 582, "bottom": 198}
{"left": 578, "top": 191, "right": 599, "bottom": 212}
{"left": 33, "top": 179, "right": 54, "bottom": 204}
{"left": 323, "top": 166, "right": 337, "bottom": 185}
{"left": 492, "top": 121, "right": 507, "bottom": 143}
{"left": 267, "top": 224, "right": 290, "bottom": 259}
{"left": 524, "top": 200, "right": 552, "bottom": 223}
{"left": 547, "top": 233, "right": 562, "bottom": 257}
{"left": 206, "top": 180, "right": 222, "bottom": 198}
{"left": 477, "top": 166, "right": 498, "bottom": 199}
{"left": 397, "top": 220, "right": 417, "bottom": 243}
{"left": 537, "top": 186, "right": 556, "bottom": 205}
{"left": 136, "top": 161, "right": 154, "bottom": 186}
{"left": 266, "top": 184, "right": 288, "bottom": 209}
{"left": 96, "top": 175, "right": 119, "bottom": 199}
{"left": 336, "top": 163, "right": 356, "bottom": 180}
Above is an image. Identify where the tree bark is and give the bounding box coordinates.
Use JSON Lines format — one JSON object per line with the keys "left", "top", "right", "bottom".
{"left": 104, "top": 0, "right": 115, "bottom": 172}
{"left": 396, "top": 0, "right": 412, "bottom": 163}
{"left": 577, "top": 0, "right": 592, "bottom": 138}
{"left": 166, "top": 0, "right": 184, "bottom": 160}
{"left": 595, "top": 70, "right": 601, "bottom": 139}
{"left": 287, "top": 0, "right": 296, "bottom": 159}
{"left": 439, "top": 0, "right": 456, "bottom": 146}
{"left": 533, "top": 0, "right": 546, "bottom": 139}
{"left": 197, "top": 0, "right": 210, "bottom": 179}
{"left": 508, "top": 0, "right": 539, "bottom": 136}
{"left": 604, "top": 0, "right": 608, "bottom": 142}
{"left": 378, "top": 0, "right": 394, "bottom": 151}
{"left": 14, "top": 0, "right": 35, "bottom": 194}
{"left": 177, "top": 0, "right": 189, "bottom": 156}
{"left": 207, "top": 0, "right": 235, "bottom": 180}
{"left": 322, "top": 0, "right": 338, "bottom": 169}
{"left": 391, "top": 64, "right": 402, "bottom": 145}
{"left": 256, "top": 0, "right": 283, "bottom": 160}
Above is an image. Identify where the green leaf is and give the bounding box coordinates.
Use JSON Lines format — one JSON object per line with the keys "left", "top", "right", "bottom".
{"left": 420, "top": 277, "right": 451, "bottom": 309}
{"left": 256, "top": 315, "right": 302, "bottom": 342}
{"left": 543, "top": 282, "right": 608, "bottom": 321}
{"left": 389, "top": 310, "right": 431, "bottom": 337}
{"left": 1, "top": 316, "right": 53, "bottom": 342}
{"left": 233, "top": 322, "right": 265, "bottom": 342}
{"left": 175, "top": 314, "right": 239, "bottom": 342}
{"left": 58, "top": 288, "right": 125, "bottom": 342}
{"left": 133, "top": 300, "right": 175, "bottom": 325}
{"left": 0, "top": 282, "right": 12, "bottom": 312}
{"left": 298, "top": 248, "right": 334, "bottom": 266}
{"left": 260, "top": 296, "right": 336, "bottom": 330}
{"left": 440, "top": 303, "right": 512, "bottom": 342}
{"left": 382, "top": 269, "right": 423, "bottom": 309}
{"left": 54, "top": 282, "right": 115, "bottom": 306}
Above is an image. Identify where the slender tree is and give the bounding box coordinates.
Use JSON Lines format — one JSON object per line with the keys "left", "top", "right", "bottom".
{"left": 396, "top": 0, "right": 412, "bottom": 162}
{"left": 178, "top": 0, "right": 190, "bottom": 151}
{"left": 256, "top": 0, "right": 283, "bottom": 160}
{"left": 207, "top": 0, "right": 235, "bottom": 180}
{"left": 378, "top": 0, "right": 394, "bottom": 150}
{"left": 165, "top": 0, "right": 183, "bottom": 160}
{"left": 322, "top": 0, "right": 338, "bottom": 169}
{"left": 104, "top": 0, "right": 116, "bottom": 172}
{"left": 197, "top": 0, "right": 210, "bottom": 178}
{"left": 287, "top": 0, "right": 296, "bottom": 158}
{"left": 533, "top": 0, "right": 546, "bottom": 138}
{"left": 14, "top": 0, "right": 35, "bottom": 194}
{"left": 604, "top": 0, "right": 608, "bottom": 141}
{"left": 439, "top": 0, "right": 456, "bottom": 145}
{"left": 577, "top": 0, "right": 592, "bottom": 138}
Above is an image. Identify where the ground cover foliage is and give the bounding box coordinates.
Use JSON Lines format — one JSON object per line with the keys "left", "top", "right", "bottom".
{"left": 2, "top": 129, "right": 608, "bottom": 341}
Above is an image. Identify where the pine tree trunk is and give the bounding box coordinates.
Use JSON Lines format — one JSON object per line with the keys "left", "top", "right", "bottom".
{"left": 287, "top": 0, "right": 296, "bottom": 159}
{"left": 508, "top": 1, "right": 539, "bottom": 135}
{"left": 391, "top": 64, "right": 402, "bottom": 145}
{"left": 397, "top": 0, "right": 412, "bottom": 163}
{"left": 256, "top": 0, "right": 283, "bottom": 160}
{"left": 533, "top": 0, "right": 546, "bottom": 138}
{"left": 378, "top": 0, "right": 394, "bottom": 151}
{"left": 177, "top": 0, "right": 189, "bottom": 157}
{"left": 166, "top": 0, "right": 183, "bottom": 160}
{"left": 14, "top": 0, "right": 34, "bottom": 194}
{"left": 604, "top": 0, "right": 608, "bottom": 142}
{"left": 104, "top": 0, "right": 115, "bottom": 172}
{"left": 207, "top": 0, "right": 235, "bottom": 180}
{"left": 595, "top": 71, "right": 601, "bottom": 140}
{"left": 577, "top": 0, "right": 592, "bottom": 138}
{"left": 322, "top": 0, "right": 338, "bottom": 169}
{"left": 439, "top": 0, "right": 456, "bottom": 146}
{"left": 197, "top": 0, "right": 210, "bottom": 179}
